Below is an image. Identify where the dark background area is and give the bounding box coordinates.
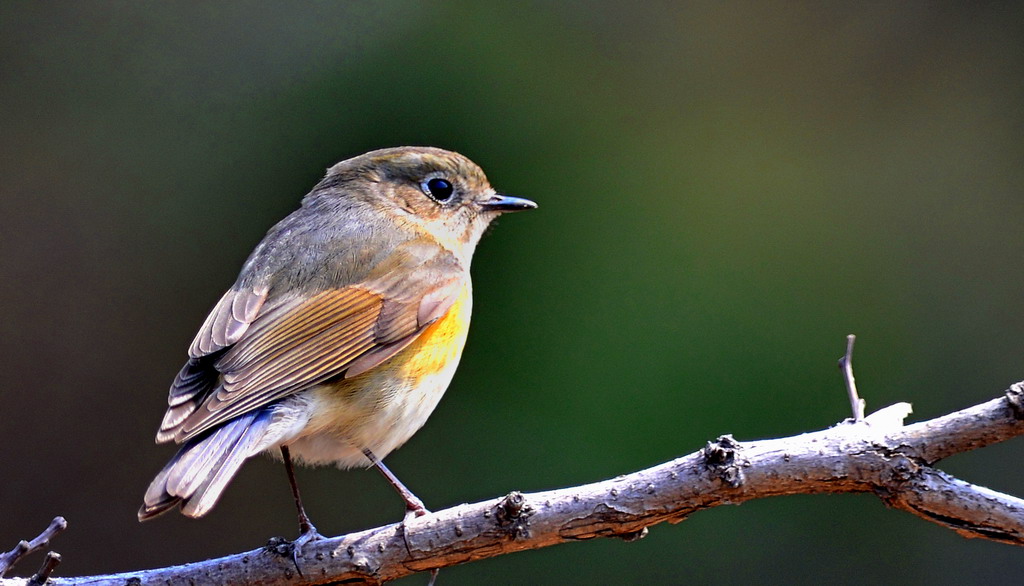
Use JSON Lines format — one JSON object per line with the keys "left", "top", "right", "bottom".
{"left": 2, "top": 3, "right": 1023, "bottom": 584}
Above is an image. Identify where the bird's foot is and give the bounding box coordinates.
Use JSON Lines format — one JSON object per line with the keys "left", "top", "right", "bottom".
{"left": 265, "top": 523, "right": 325, "bottom": 577}
{"left": 402, "top": 498, "right": 430, "bottom": 525}
{"left": 291, "top": 521, "right": 325, "bottom": 558}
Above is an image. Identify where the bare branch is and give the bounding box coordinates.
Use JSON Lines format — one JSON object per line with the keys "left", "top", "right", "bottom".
{"left": 883, "top": 467, "right": 1024, "bottom": 544}
{"left": 0, "top": 518, "right": 66, "bottom": 578}
{"left": 3, "top": 386, "right": 1024, "bottom": 585}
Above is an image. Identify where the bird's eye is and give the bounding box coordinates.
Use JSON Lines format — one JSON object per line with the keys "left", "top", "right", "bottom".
{"left": 422, "top": 177, "right": 455, "bottom": 202}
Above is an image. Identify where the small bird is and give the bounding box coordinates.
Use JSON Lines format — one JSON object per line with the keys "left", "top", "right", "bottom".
{"left": 139, "top": 146, "right": 536, "bottom": 544}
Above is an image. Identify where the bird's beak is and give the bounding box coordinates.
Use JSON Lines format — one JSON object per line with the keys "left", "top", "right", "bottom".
{"left": 479, "top": 193, "right": 537, "bottom": 213}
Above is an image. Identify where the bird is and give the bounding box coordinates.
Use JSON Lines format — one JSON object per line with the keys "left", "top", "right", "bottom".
{"left": 138, "top": 146, "right": 536, "bottom": 546}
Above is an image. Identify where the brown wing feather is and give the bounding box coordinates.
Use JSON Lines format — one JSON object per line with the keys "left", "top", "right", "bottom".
{"left": 157, "top": 239, "right": 467, "bottom": 445}
{"left": 155, "top": 288, "right": 284, "bottom": 443}
{"left": 189, "top": 287, "right": 268, "bottom": 358}
{"left": 169, "top": 288, "right": 383, "bottom": 441}
{"left": 221, "top": 288, "right": 377, "bottom": 369}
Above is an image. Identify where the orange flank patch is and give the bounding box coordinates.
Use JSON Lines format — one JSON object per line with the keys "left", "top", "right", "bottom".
{"left": 394, "top": 283, "right": 473, "bottom": 382}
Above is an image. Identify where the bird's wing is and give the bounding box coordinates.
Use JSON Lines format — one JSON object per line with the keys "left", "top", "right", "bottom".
{"left": 156, "top": 240, "right": 465, "bottom": 444}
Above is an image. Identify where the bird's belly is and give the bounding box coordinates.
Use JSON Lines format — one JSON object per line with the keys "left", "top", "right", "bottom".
{"left": 275, "top": 285, "right": 472, "bottom": 468}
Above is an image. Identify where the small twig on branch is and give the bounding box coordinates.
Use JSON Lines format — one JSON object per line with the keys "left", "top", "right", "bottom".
{"left": 0, "top": 517, "right": 67, "bottom": 578}
{"left": 839, "top": 333, "right": 865, "bottom": 421}
{"left": 27, "top": 553, "right": 61, "bottom": 586}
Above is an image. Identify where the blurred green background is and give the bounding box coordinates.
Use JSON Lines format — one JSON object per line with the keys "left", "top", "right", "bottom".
{"left": 2, "top": 2, "right": 1023, "bottom": 584}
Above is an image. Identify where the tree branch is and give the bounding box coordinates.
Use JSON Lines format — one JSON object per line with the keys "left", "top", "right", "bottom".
{"left": 0, "top": 518, "right": 66, "bottom": 579}
{"left": 4, "top": 383, "right": 1024, "bottom": 585}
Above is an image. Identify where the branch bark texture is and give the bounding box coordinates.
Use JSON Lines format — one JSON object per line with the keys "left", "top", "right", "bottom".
{"left": 5, "top": 385, "right": 1024, "bottom": 585}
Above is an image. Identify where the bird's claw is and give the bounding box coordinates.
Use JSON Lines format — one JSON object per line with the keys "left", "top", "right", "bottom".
{"left": 291, "top": 524, "right": 325, "bottom": 559}
{"left": 403, "top": 502, "right": 430, "bottom": 525}
{"left": 266, "top": 525, "right": 325, "bottom": 577}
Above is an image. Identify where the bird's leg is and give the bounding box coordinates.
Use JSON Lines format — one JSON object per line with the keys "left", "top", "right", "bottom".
{"left": 281, "top": 445, "right": 324, "bottom": 556}
{"left": 363, "top": 449, "right": 439, "bottom": 583}
{"left": 362, "top": 448, "right": 429, "bottom": 522}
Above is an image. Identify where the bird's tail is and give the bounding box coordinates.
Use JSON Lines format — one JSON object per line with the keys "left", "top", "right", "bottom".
{"left": 138, "top": 409, "right": 274, "bottom": 521}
